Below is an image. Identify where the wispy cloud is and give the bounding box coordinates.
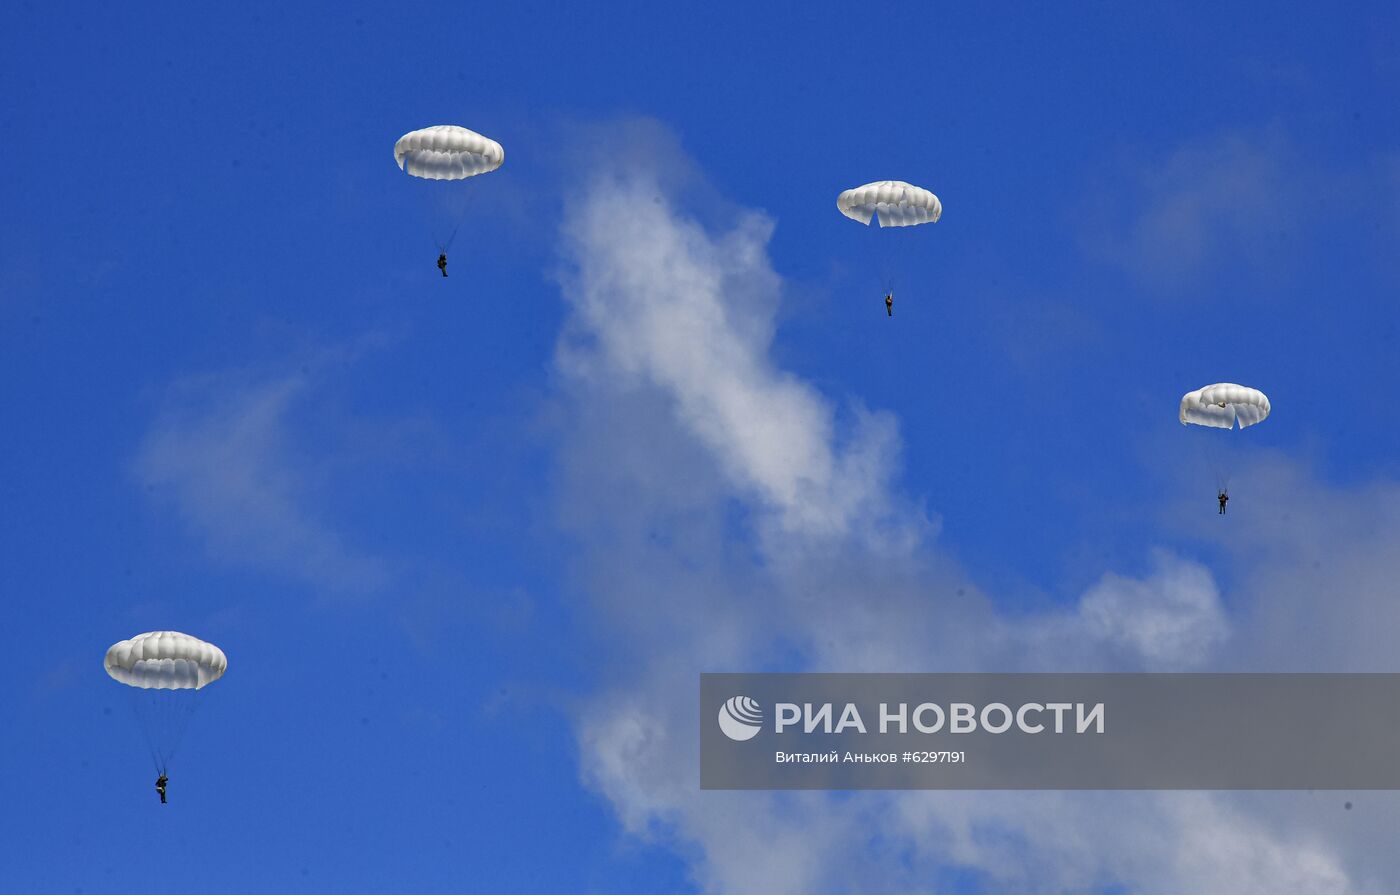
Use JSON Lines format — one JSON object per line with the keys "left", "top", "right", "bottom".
{"left": 134, "top": 358, "right": 389, "bottom": 595}
{"left": 1080, "top": 131, "right": 1304, "bottom": 293}
{"left": 558, "top": 163, "right": 906, "bottom": 543}
{"left": 547, "top": 124, "right": 1373, "bottom": 894}
{"left": 1165, "top": 450, "right": 1400, "bottom": 675}
{"left": 1072, "top": 549, "right": 1229, "bottom": 669}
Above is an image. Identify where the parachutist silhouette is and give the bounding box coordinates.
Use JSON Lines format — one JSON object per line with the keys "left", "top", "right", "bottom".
{"left": 885, "top": 293, "right": 893, "bottom": 317}
{"left": 1218, "top": 491, "right": 1229, "bottom": 515}
{"left": 437, "top": 253, "right": 448, "bottom": 277}
{"left": 156, "top": 773, "right": 168, "bottom": 804}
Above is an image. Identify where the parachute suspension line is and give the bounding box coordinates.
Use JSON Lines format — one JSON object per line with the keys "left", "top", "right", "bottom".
{"left": 1202, "top": 427, "right": 1233, "bottom": 493}
{"left": 440, "top": 215, "right": 463, "bottom": 254}
{"left": 438, "top": 185, "right": 477, "bottom": 253}
{"left": 869, "top": 222, "right": 894, "bottom": 298}
{"left": 153, "top": 690, "right": 201, "bottom": 773}
{"left": 129, "top": 695, "right": 163, "bottom": 774}
{"left": 1193, "top": 428, "right": 1235, "bottom": 499}
{"left": 872, "top": 222, "right": 919, "bottom": 300}
{"left": 445, "top": 182, "right": 478, "bottom": 252}
{"left": 129, "top": 688, "right": 201, "bottom": 774}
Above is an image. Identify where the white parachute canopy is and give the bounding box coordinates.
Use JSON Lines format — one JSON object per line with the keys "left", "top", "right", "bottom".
{"left": 1179, "top": 383, "right": 1272, "bottom": 430}
{"left": 105, "top": 631, "right": 227, "bottom": 691}
{"left": 838, "top": 180, "right": 942, "bottom": 228}
{"left": 394, "top": 125, "right": 504, "bottom": 181}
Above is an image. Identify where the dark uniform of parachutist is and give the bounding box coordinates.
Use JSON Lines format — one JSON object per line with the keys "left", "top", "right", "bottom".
{"left": 156, "top": 774, "right": 168, "bottom": 804}
{"left": 885, "top": 293, "right": 893, "bottom": 317}
{"left": 1218, "top": 491, "right": 1229, "bottom": 515}
{"left": 437, "top": 254, "right": 448, "bottom": 278}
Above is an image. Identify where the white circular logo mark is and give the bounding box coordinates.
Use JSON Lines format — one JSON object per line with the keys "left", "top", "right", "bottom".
{"left": 718, "top": 696, "right": 763, "bottom": 741}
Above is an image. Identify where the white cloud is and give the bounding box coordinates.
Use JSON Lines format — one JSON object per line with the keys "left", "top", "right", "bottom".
{"left": 547, "top": 126, "right": 1387, "bottom": 893}
{"left": 558, "top": 165, "right": 909, "bottom": 543}
{"left": 1149, "top": 449, "right": 1400, "bottom": 674}
{"left": 895, "top": 789, "right": 1350, "bottom": 895}
{"left": 134, "top": 363, "right": 388, "bottom": 594}
{"left": 1081, "top": 131, "right": 1303, "bottom": 292}
{"left": 1073, "top": 549, "right": 1229, "bottom": 669}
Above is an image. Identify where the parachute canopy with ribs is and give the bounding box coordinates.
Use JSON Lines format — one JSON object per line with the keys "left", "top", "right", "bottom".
{"left": 1179, "top": 383, "right": 1272, "bottom": 430}
{"left": 837, "top": 180, "right": 942, "bottom": 228}
{"left": 105, "top": 631, "right": 227, "bottom": 691}
{"left": 394, "top": 125, "right": 504, "bottom": 181}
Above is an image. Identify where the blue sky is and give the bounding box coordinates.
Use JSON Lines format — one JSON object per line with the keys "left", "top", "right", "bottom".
{"left": 3, "top": 2, "right": 1399, "bottom": 892}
